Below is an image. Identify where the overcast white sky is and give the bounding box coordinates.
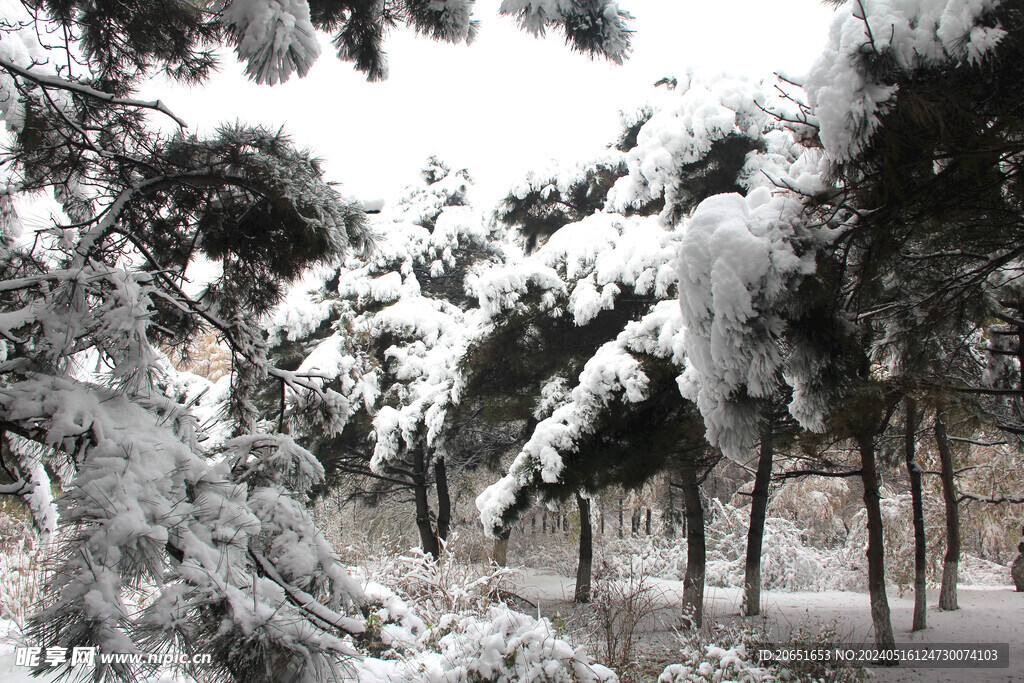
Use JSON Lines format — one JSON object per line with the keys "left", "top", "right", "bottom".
{"left": 150, "top": 0, "right": 838, "bottom": 208}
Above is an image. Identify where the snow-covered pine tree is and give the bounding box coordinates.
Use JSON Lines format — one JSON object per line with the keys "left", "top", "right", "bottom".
{"left": 265, "top": 159, "right": 509, "bottom": 557}
{"left": 495, "top": 151, "right": 630, "bottom": 252}
{"left": 0, "top": 9, "right": 372, "bottom": 682}
{"left": 0, "top": 1, "right": 633, "bottom": 679}
{"left": 498, "top": 0, "right": 633, "bottom": 65}
{"left": 795, "top": 0, "right": 1024, "bottom": 635}
{"left": 467, "top": 133, "right": 684, "bottom": 602}
{"left": 798, "top": 0, "right": 1024, "bottom": 411}
{"left": 473, "top": 75, "right": 819, "bottom": 621}
{"left": 607, "top": 73, "right": 861, "bottom": 618}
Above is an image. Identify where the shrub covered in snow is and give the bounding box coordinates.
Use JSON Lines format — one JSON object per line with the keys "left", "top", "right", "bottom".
{"left": 658, "top": 642, "right": 775, "bottom": 683}
{"left": 658, "top": 620, "right": 865, "bottom": 683}
{"left": 705, "top": 499, "right": 844, "bottom": 593}
{"left": 391, "top": 606, "right": 618, "bottom": 682}
{"left": 342, "top": 541, "right": 617, "bottom": 681}
{"left": 359, "top": 543, "right": 517, "bottom": 624}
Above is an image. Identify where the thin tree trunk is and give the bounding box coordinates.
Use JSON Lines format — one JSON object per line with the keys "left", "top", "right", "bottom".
{"left": 666, "top": 483, "right": 675, "bottom": 538}
{"left": 617, "top": 495, "right": 624, "bottom": 539}
{"left": 1012, "top": 527, "right": 1024, "bottom": 592}
{"left": 904, "top": 397, "right": 927, "bottom": 631}
{"left": 857, "top": 431, "right": 895, "bottom": 648}
{"left": 575, "top": 493, "right": 593, "bottom": 603}
{"left": 412, "top": 447, "right": 439, "bottom": 559}
{"left": 935, "top": 409, "right": 960, "bottom": 610}
{"left": 680, "top": 462, "right": 706, "bottom": 628}
{"left": 434, "top": 456, "right": 451, "bottom": 547}
{"left": 645, "top": 508, "right": 652, "bottom": 536}
{"left": 743, "top": 417, "right": 774, "bottom": 617}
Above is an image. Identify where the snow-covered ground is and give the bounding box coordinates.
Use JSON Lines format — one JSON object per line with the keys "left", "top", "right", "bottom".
{"left": 1, "top": 571, "right": 1018, "bottom": 681}
{"left": 515, "top": 570, "right": 1023, "bottom": 682}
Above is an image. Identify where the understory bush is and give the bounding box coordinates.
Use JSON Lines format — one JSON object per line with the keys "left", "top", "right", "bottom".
{"left": 659, "top": 620, "right": 866, "bottom": 683}
{"left": 0, "top": 510, "right": 48, "bottom": 625}
{"left": 585, "top": 562, "right": 668, "bottom": 680}
{"left": 344, "top": 539, "right": 617, "bottom": 681}
{"left": 600, "top": 497, "right": 1011, "bottom": 591}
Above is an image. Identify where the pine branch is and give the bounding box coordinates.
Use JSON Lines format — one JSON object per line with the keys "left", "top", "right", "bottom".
{"left": 947, "top": 436, "right": 1008, "bottom": 447}
{"left": 250, "top": 550, "right": 364, "bottom": 639}
{"left": 774, "top": 469, "right": 863, "bottom": 481}
{"left": 958, "top": 492, "right": 1024, "bottom": 505}
{"left": 0, "top": 56, "right": 188, "bottom": 128}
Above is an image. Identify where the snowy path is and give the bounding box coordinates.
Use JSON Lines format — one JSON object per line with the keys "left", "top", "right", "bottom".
{"left": 514, "top": 570, "right": 1024, "bottom": 682}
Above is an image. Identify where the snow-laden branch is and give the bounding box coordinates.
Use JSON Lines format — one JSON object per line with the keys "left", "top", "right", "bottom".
{"left": 477, "top": 301, "right": 685, "bottom": 535}
{"left": 0, "top": 56, "right": 188, "bottom": 127}
{"left": 251, "top": 550, "right": 364, "bottom": 641}
{"left": 803, "top": 0, "right": 1007, "bottom": 161}
{"left": 958, "top": 491, "right": 1024, "bottom": 505}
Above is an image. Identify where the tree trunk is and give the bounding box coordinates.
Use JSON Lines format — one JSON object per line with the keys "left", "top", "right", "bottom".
{"left": 575, "top": 493, "right": 593, "bottom": 603}
{"left": 434, "top": 456, "right": 451, "bottom": 547}
{"left": 904, "top": 397, "right": 927, "bottom": 631}
{"left": 665, "top": 483, "right": 675, "bottom": 538}
{"left": 617, "top": 495, "right": 624, "bottom": 539}
{"left": 743, "top": 418, "right": 774, "bottom": 617}
{"left": 680, "top": 463, "right": 706, "bottom": 628}
{"left": 492, "top": 530, "right": 510, "bottom": 567}
{"left": 934, "top": 409, "right": 960, "bottom": 610}
{"left": 856, "top": 431, "right": 895, "bottom": 648}
{"left": 412, "top": 447, "right": 439, "bottom": 559}
{"left": 1012, "top": 529, "right": 1024, "bottom": 592}
{"left": 645, "top": 508, "right": 652, "bottom": 536}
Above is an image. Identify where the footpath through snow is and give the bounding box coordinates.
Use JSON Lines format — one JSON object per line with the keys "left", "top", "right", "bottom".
{"left": 514, "top": 570, "right": 1023, "bottom": 682}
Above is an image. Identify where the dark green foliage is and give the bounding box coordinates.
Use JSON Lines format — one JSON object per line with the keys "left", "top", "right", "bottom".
{"left": 460, "top": 285, "right": 654, "bottom": 423}
{"left": 613, "top": 106, "right": 652, "bottom": 152}
{"left": 497, "top": 129, "right": 756, "bottom": 254}
{"left": 660, "top": 133, "right": 762, "bottom": 224}
{"left": 28, "top": 0, "right": 627, "bottom": 92}
{"left": 404, "top": 0, "right": 481, "bottom": 44}
{"left": 495, "top": 159, "right": 628, "bottom": 252}
{"left": 821, "top": 0, "right": 1024, "bottom": 373}
{"left": 29, "top": 0, "right": 221, "bottom": 86}
{"left": 559, "top": 1, "right": 632, "bottom": 62}
{"left": 330, "top": 0, "right": 396, "bottom": 81}
{"left": 483, "top": 356, "right": 711, "bottom": 535}
{"left": 502, "top": 0, "right": 633, "bottom": 64}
